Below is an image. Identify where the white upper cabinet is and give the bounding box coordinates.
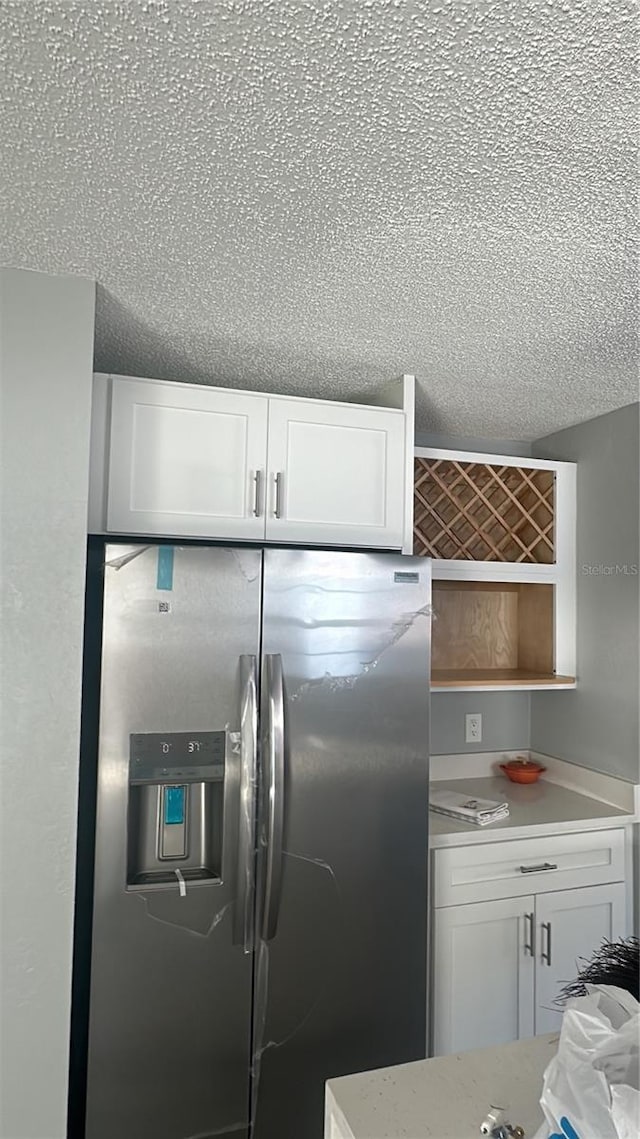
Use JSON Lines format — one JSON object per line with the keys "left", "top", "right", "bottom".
{"left": 264, "top": 398, "right": 406, "bottom": 548}
{"left": 106, "top": 378, "right": 269, "bottom": 539}
{"left": 89, "top": 373, "right": 414, "bottom": 548}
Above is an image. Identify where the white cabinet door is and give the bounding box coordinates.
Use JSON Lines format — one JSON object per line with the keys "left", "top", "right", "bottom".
{"left": 432, "top": 897, "right": 535, "bottom": 1056}
{"left": 107, "top": 378, "right": 269, "bottom": 539}
{"left": 265, "top": 398, "right": 406, "bottom": 548}
{"left": 535, "top": 883, "right": 627, "bottom": 1035}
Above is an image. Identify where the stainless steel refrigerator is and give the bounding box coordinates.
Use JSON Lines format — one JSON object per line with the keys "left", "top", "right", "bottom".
{"left": 83, "top": 544, "right": 430, "bottom": 1139}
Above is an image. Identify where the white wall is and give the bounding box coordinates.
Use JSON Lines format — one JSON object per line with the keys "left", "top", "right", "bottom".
{"left": 0, "top": 269, "right": 95, "bottom": 1139}
{"left": 531, "top": 403, "right": 640, "bottom": 783}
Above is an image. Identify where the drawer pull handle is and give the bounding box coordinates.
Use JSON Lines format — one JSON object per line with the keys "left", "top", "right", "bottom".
{"left": 524, "top": 912, "right": 535, "bottom": 957}
{"left": 519, "top": 862, "right": 558, "bottom": 874}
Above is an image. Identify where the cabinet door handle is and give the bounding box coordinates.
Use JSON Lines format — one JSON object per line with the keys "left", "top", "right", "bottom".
{"left": 541, "top": 921, "right": 552, "bottom": 966}
{"left": 524, "top": 912, "right": 535, "bottom": 957}
{"left": 252, "top": 470, "right": 263, "bottom": 517}
{"left": 519, "top": 862, "right": 558, "bottom": 874}
{"left": 273, "top": 472, "right": 284, "bottom": 519}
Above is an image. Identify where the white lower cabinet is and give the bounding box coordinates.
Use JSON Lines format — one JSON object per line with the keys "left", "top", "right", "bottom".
{"left": 534, "top": 882, "right": 626, "bottom": 1034}
{"left": 431, "top": 830, "right": 629, "bottom": 1056}
{"left": 433, "top": 896, "right": 535, "bottom": 1056}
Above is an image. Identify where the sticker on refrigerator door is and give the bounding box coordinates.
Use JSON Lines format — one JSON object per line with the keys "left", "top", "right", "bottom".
{"left": 156, "top": 546, "right": 174, "bottom": 591}
{"left": 394, "top": 571, "right": 419, "bottom": 583}
{"left": 158, "top": 600, "right": 171, "bottom": 614}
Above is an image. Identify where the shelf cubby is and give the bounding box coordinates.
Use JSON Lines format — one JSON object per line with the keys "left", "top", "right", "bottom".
{"left": 431, "top": 580, "right": 575, "bottom": 689}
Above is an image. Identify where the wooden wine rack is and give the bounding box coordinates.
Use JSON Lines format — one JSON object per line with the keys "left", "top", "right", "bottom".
{"left": 414, "top": 458, "right": 555, "bottom": 563}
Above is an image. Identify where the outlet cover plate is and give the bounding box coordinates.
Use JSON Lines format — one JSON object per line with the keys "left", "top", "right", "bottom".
{"left": 465, "top": 713, "right": 482, "bottom": 744}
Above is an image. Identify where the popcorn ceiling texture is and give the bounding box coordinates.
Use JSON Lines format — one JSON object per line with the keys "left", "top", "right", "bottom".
{"left": 1, "top": 0, "right": 637, "bottom": 438}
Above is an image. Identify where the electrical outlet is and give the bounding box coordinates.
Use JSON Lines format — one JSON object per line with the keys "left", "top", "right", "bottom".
{"left": 465, "top": 713, "right": 482, "bottom": 744}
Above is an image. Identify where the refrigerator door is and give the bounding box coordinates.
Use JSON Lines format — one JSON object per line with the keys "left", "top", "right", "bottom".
{"left": 85, "top": 545, "right": 262, "bottom": 1139}
{"left": 253, "top": 550, "right": 430, "bottom": 1139}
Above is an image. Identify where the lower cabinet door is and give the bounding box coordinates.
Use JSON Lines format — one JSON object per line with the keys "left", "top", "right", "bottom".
{"left": 432, "top": 896, "right": 535, "bottom": 1056}
{"left": 534, "top": 882, "right": 627, "bottom": 1035}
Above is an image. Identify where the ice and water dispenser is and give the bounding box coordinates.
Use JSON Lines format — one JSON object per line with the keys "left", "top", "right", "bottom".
{"left": 127, "top": 730, "right": 226, "bottom": 888}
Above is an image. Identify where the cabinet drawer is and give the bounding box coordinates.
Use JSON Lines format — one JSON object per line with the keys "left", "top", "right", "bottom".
{"left": 434, "top": 829, "right": 625, "bottom": 907}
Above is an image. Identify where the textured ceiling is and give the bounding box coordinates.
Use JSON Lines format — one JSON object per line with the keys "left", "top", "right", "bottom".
{"left": 1, "top": 0, "right": 638, "bottom": 439}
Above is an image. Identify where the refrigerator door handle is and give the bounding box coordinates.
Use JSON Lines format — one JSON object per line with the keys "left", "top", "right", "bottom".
{"left": 262, "top": 653, "right": 285, "bottom": 942}
{"left": 233, "top": 655, "right": 258, "bottom": 950}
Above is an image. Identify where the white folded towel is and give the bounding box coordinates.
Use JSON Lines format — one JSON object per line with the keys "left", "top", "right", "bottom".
{"left": 430, "top": 789, "right": 510, "bottom": 826}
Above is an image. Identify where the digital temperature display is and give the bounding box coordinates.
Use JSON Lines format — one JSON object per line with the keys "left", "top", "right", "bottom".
{"left": 129, "top": 731, "right": 225, "bottom": 784}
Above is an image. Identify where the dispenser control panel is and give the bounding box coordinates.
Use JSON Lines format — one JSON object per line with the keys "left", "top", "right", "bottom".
{"left": 129, "top": 731, "right": 225, "bottom": 784}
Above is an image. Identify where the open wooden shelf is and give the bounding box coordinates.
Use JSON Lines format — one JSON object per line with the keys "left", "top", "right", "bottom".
{"left": 431, "top": 579, "right": 574, "bottom": 689}
{"left": 432, "top": 669, "right": 576, "bottom": 688}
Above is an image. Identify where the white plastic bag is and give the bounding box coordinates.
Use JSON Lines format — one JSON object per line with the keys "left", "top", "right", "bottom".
{"left": 533, "top": 984, "right": 640, "bottom": 1139}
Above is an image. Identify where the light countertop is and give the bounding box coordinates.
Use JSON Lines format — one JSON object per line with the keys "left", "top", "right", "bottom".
{"left": 325, "top": 1032, "right": 558, "bottom": 1139}
{"left": 429, "top": 775, "right": 635, "bottom": 848}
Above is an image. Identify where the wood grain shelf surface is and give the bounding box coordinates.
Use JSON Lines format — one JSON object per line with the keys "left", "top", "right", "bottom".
{"left": 431, "top": 669, "right": 576, "bottom": 688}
{"left": 431, "top": 580, "right": 555, "bottom": 679}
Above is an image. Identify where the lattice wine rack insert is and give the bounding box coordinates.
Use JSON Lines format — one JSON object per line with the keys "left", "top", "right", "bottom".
{"left": 414, "top": 459, "right": 555, "bottom": 563}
